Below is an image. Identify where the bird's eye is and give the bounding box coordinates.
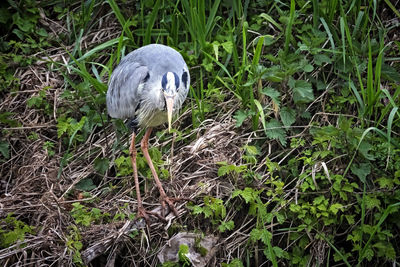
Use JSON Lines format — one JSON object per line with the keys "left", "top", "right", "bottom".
{"left": 182, "top": 71, "right": 188, "bottom": 89}
{"left": 143, "top": 72, "right": 150, "bottom": 83}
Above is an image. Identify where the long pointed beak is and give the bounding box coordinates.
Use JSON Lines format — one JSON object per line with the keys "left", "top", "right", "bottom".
{"left": 164, "top": 93, "right": 174, "bottom": 132}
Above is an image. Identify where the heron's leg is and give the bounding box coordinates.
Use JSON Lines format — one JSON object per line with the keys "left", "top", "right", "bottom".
{"left": 129, "top": 132, "right": 164, "bottom": 224}
{"left": 141, "top": 128, "right": 180, "bottom": 218}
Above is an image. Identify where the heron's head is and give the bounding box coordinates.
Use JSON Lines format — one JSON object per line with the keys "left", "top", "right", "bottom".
{"left": 161, "top": 72, "right": 180, "bottom": 132}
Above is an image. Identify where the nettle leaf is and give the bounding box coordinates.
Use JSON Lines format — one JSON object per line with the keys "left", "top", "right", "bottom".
{"left": 265, "top": 119, "right": 287, "bottom": 146}
{"left": 381, "top": 64, "right": 400, "bottom": 82}
{"left": 94, "top": 158, "right": 109, "bottom": 175}
{"left": 221, "top": 41, "right": 233, "bottom": 54}
{"left": 350, "top": 163, "right": 371, "bottom": 183}
{"left": 358, "top": 141, "right": 375, "bottom": 160}
{"left": 280, "top": 107, "right": 296, "bottom": 127}
{"left": 289, "top": 77, "right": 315, "bottom": 104}
{"left": 314, "top": 54, "right": 332, "bottom": 66}
{"left": 218, "top": 165, "right": 234, "bottom": 177}
{"left": 233, "top": 109, "right": 252, "bottom": 127}
{"left": 261, "top": 87, "right": 281, "bottom": 107}
{"left": 75, "top": 178, "right": 96, "bottom": 191}
{"left": 243, "top": 145, "right": 260, "bottom": 156}
{"left": 263, "top": 66, "right": 285, "bottom": 82}
{"left": 0, "top": 140, "right": 10, "bottom": 159}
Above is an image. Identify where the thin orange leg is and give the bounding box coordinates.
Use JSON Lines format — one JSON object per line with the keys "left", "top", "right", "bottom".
{"left": 129, "top": 132, "right": 163, "bottom": 224}
{"left": 141, "top": 128, "right": 181, "bottom": 218}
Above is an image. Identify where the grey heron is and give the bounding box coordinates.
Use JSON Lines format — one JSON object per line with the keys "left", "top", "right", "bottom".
{"left": 107, "top": 44, "right": 190, "bottom": 223}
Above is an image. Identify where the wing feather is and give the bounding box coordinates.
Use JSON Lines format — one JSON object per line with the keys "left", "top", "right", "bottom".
{"left": 106, "top": 62, "right": 149, "bottom": 118}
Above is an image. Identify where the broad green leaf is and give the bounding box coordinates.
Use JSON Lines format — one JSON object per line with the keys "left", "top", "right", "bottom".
{"left": 75, "top": 178, "right": 96, "bottom": 191}
{"left": 329, "top": 203, "right": 343, "bottom": 214}
{"left": 265, "top": 119, "right": 287, "bottom": 146}
{"left": 314, "top": 54, "right": 332, "bottom": 66}
{"left": 233, "top": 110, "right": 250, "bottom": 127}
{"left": 261, "top": 87, "right": 281, "bottom": 107}
{"left": 291, "top": 79, "right": 315, "bottom": 104}
{"left": 0, "top": 141, "right": 10, "bottom": 159}
{"left": 381, "top": 64, "right": 400, "bottom": 82}
{"left": 221, "top": 41, "right": 233, "bottom": 54}
{"left": 94, "top": 158, "right": 110, "bottom": 175}
{"left": 303, "top": 64, "right": 314, "bottom": 72}
{"left": 280, "top": 107, "right": 296, "bottom": 127}
{"left": 244, "top": 145, "right": 259, "bottom": 156}
{"left": 232, "top": 187, "right": 259, "bottom": 203}
{"left": 350, "top": 163, "right": 371, "bottom": 183}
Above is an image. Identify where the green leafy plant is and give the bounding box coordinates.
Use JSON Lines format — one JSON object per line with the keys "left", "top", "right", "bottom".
{"left": 189, "top": 196, "right": 234, "bottom": 233}
{"left": 43, "top": 141, "right": 55, "bottom": 158}
{"left": 0, "top": 214, "right": 34, "bottom": 248}
{"left": 66, "top": 225, "right": 84, "bottom": 266}
{"left": 178, "top": 244, "right": 191, "bottom": 266}
{"left": 70, "top": 202, "right": 109, "bottom": 226}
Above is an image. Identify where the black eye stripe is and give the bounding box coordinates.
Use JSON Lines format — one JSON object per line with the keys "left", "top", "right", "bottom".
{"left": 173, "top": 72, "right": 180, "bottom": 89}
{"left": 182, "top": 71, "right": 188, "bottom": 89}
{"left": 161, "top": 74, "right": 167, "bottom": 90}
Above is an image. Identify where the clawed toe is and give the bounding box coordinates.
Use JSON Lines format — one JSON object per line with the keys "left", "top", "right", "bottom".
{"left": 137, "top": 206, "right": 166, "bottom": 225}
{"left": 160, "top": 195, "right": 189, "bottom": 218}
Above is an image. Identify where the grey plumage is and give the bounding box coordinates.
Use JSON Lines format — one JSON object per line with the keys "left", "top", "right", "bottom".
{"left": 107, "top": 44, "right": 190, "bottom": 129}
{"left": 106, "top": 44, "right": 190, "bottom": 222}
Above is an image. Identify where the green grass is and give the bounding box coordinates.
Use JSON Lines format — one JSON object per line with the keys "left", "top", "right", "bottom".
{"left": 0, "top": 0, "right": 400, "bottom": 266}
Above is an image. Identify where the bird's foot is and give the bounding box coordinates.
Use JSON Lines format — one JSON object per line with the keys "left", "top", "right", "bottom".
{"left": 160, "top": 195, "right": 189, "bottom": 218}
{"left": 137, "top": 205, "right": 166, "bottom": 225}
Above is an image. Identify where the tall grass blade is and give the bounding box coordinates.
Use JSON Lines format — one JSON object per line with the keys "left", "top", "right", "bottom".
{"left": 252, "top": 36, "right": 264, "bottom": 68}
{"left": 284, "top": 0, "right": 295, "bottom": 56}
{"left": 107, "top": 0, "right": 135, "bottom": 44}
{"left": 366, "top": 35, "right": 374, "bottom": 116}
{"left": 76, "top": 37, "right": 128, "bottom": 62}
{"left": 144, "top": 0, "right": 161, "bottom": 45}
{"left": 320, "top": 17, "right": 335, "bottom": 50}
{"left": 357, "top": 202, "right": 400, "bottom": 266}
{"left": 318, "top": 231, "right": 352, "bottom": 267}
{"left": 312, "top": 0, "right": 319, "bottom": 29}
{"left": 205, "top": 0, "right": 221, "bottom": 38}
{"left": 383, "top": 0, "right": 400, "bottom": 18}
{"left": 254, "top": 100, "right": 266, "bottom": 134}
